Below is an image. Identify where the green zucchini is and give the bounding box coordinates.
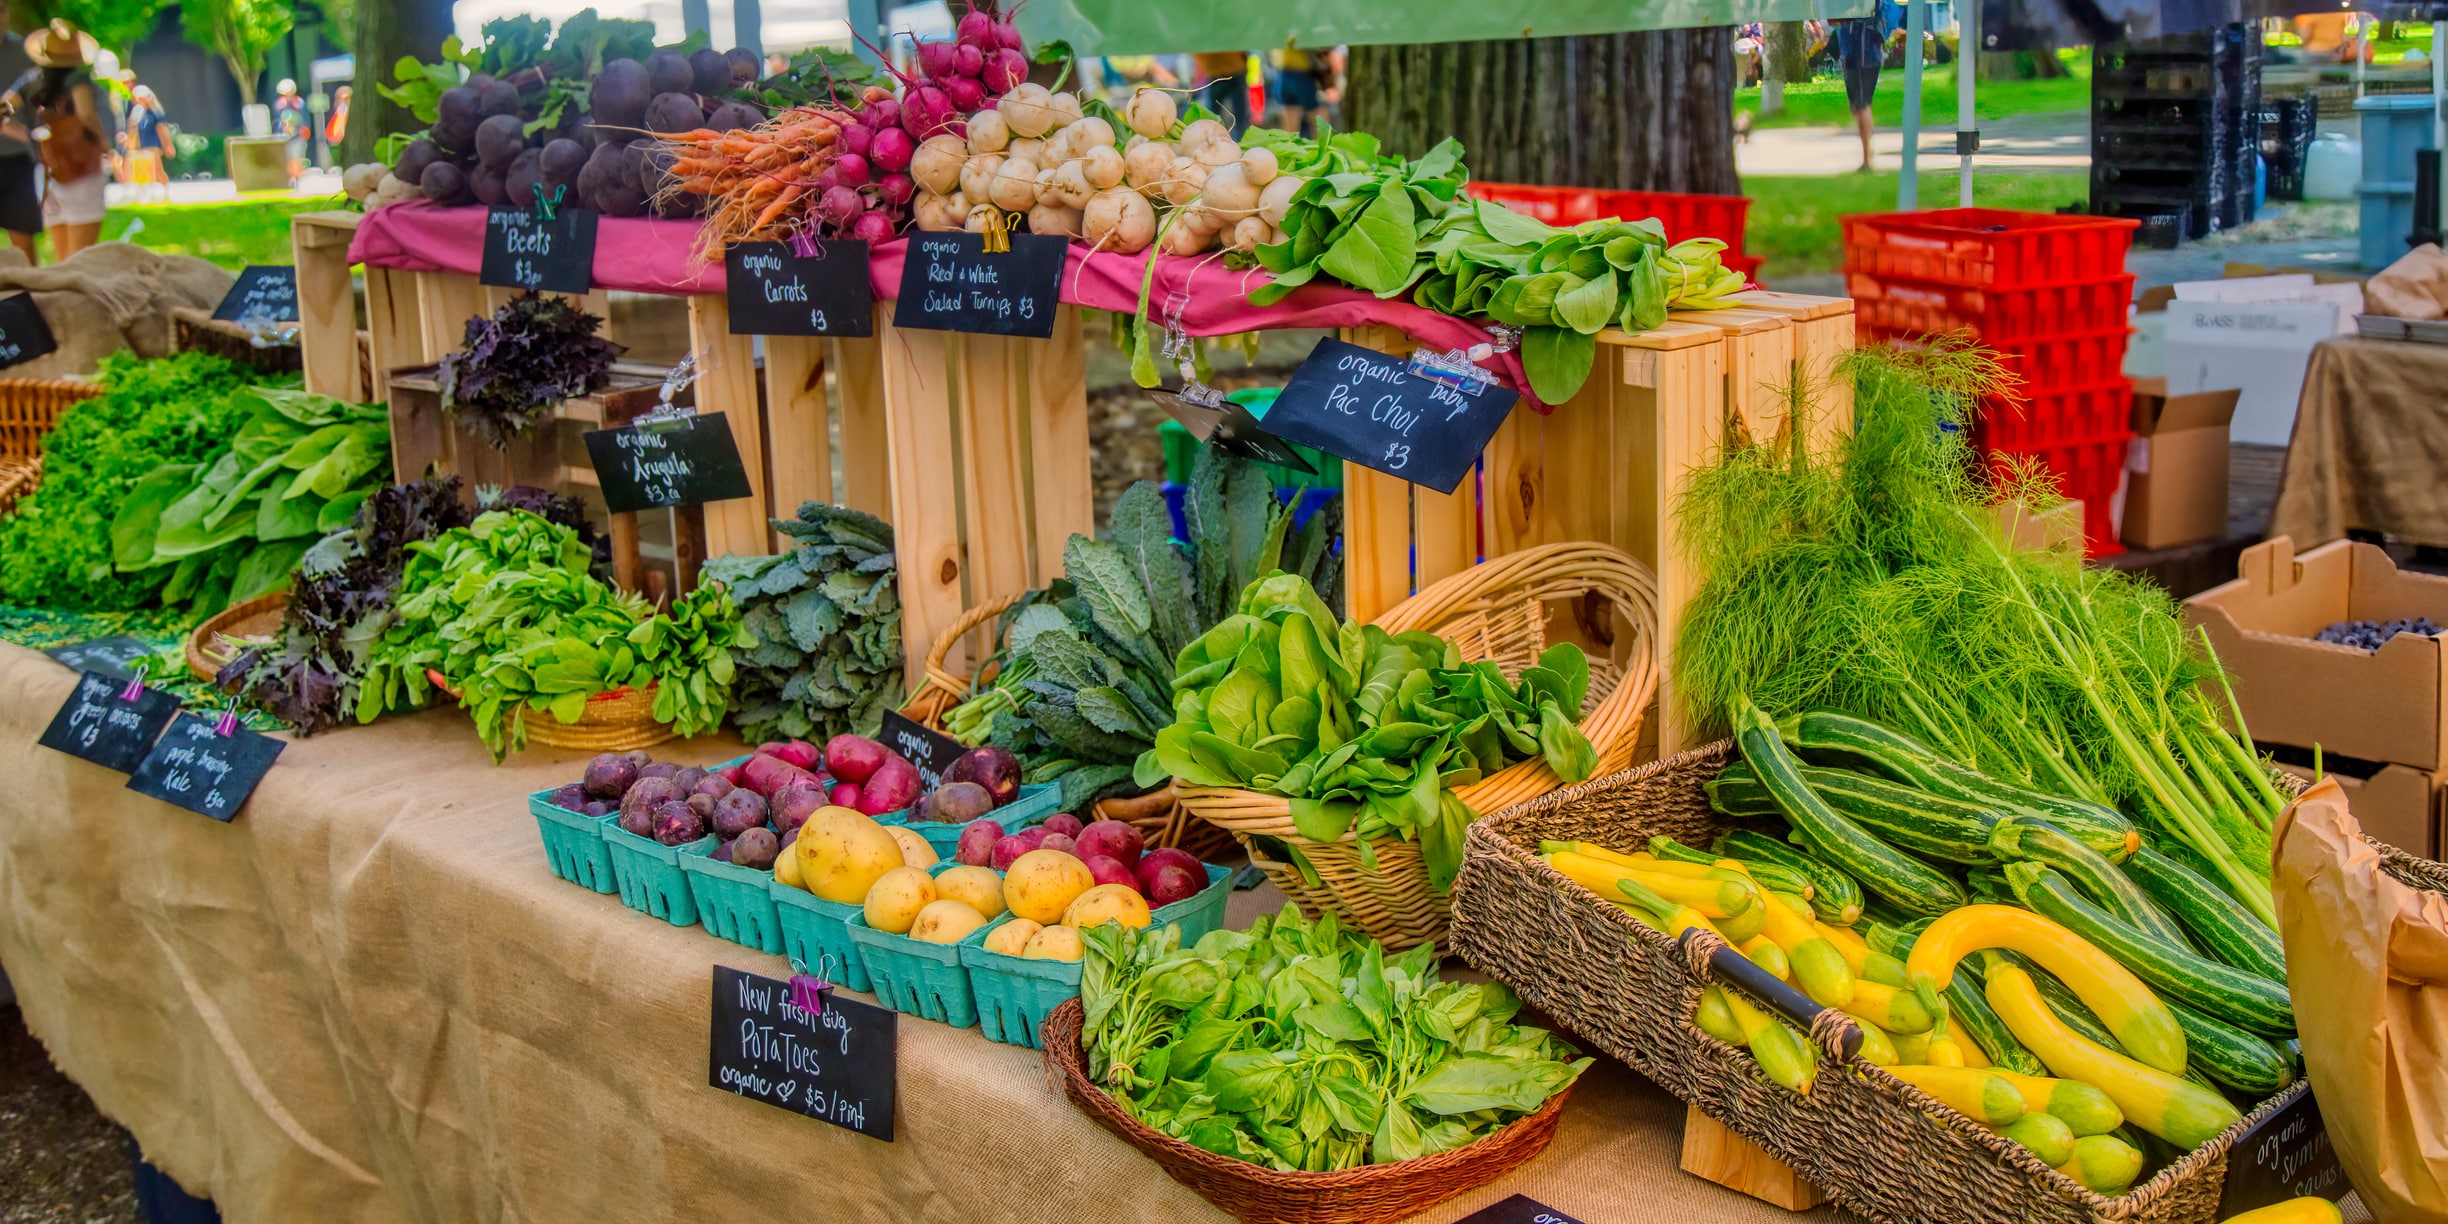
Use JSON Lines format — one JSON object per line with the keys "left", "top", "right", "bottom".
{"left": 1947, "top": 973, "right": 2049, "bottom": 1076}
{"left": 1705, "top": 764, "right": 1780, "bottom": 817}
{"left": 2123, "top": 847, "right": 2286, "bottom": 983}
{"left": 1990, "top": 818, "right": 2195, "bottom": 950}
{"left": 1778, "top": 710, "right": 1961, "bottom": 792}
{"left": 1863, "top": 917, "right": 1933, "bottom": 960}
{"left": 2006, "top": 864, "right": 2295, "bottom": 1039}
{"left": 1645, "top": 835, "right": 1817, "bottom": 899}
{"left": 1713, "top": 761, "right": 2003, "bottom": 864}
{"left": 1859, "top": 889, "right": 1926, "bottom": 934}
{"left": 2167, "top": 998, "right": 2296, "bottom": 1095}
{"left": 1733, "top": 698, "right": 1967, "bottom": 917}
{"left": 1782, "top": 710, "right": 2138, "bottom": 860}
{"left": 1713, "top": 828, "right": 1864, "bottom": 927}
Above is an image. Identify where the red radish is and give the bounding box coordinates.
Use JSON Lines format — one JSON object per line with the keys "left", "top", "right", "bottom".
{"left": 954, "top": 44, "right": 984, "bottom": 77}
{"left": 983, "top": 48, "right": 1028, "bottom": 94}
{"left": 944, "top": 75, "right": 987, "bottom": 115}
{"left": 1075, "top": 819, "right": 1145, "bottom": 870}
{"left": 822, "top": 734, "right": 893, "bottom": 784}
{"left": 838, "top": 122, "right": 874, "bottom": 157}
{"left": 869, "top": 126, "right": 917, "bottom": 173}
{"left": 739, "top": 752, "right": 819, "bottom": 798}
{"left": 876, "top": 171, "right": 916, "bottom": 205}
{"left": 917, "top": 39, "right": 959, "bottom": 82}
{"left": 830, "top": 780, "right": 862, "bottom": 809}
{"left": 757, "top": 739, "right": 820, "bottom": 770}
{"left": 862, "top": 98, "right": 900, "bottom": 131}
{"left": 833, "top": 152, "right": 872, "bottom": 187}
{"left": 993, "top": 20, "right": 1024, "bottom": 52}
{"left": 850, "top": 210, "right": 896, "bottom": 243}
{"left": 957, "top": 8, "right": 996, "bottom": 47}
{"left": 1042, "top": 812, "right": 1083, "bottom": 839}
{"left": 818, "top": 185, "right": 865, "bottom": 228}
{"left": 1084, "top": 854, "right": 1138, "bottom": 891}
{"left": 902, "top": 84, "right": 955, "bottom": 137}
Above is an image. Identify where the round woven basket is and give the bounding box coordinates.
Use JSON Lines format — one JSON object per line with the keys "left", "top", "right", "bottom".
{"left": 898, "top": 593, "right": 1233, "bottom": 860}
{"left": 185, "top": 592, "right": 290, "bottom": 681}
{"left": 1175, "top": 542, "right": 1660, "bottom": 951}
{"left": 0, "top": 377, "right": 101, "bottom": 517}
{"left": 427, "top": 668, "right": 676, "bottom": 754}
{"left": 1041, "top": 996, "right": 1574, "bottom": 1223}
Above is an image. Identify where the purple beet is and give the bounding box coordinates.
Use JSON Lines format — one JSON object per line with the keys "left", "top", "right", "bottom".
{"left": 947, "top": 746, "right": 1023, "bottom": 807}
{"left": 771, "top": 781, "right": 826, "bottom": 834}
{"left": 692, "top": 773, "right": 736, "bottom": 801}
{"left": 621, "top": 776, "right": 683, "bottom": 820}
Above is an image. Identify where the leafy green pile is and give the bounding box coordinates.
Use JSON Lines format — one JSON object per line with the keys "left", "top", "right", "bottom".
{"left": 701, "top": 502, "right": 903, "bottom": 745}
{"left": 738, "top": 44, "right": 876, "bottom": 110}
{"left": 943, "top": 447, "right": 1341, "bottom": 812}
{"left": 111, "top": 387, "right": 392, "bottom": 617}
{"left": 356, "top": 509, "right": 745, "bottom": 760}
{"left": 1675, "top": 343, "right": 2285, "bottom": 925}
{"left": 1135, "top": 572, "right": 1596, "bottom": 889}
{"left": 1082, "top": 906, "right": 1587, "bottom": 1172}
{"left": 1245, "top": 131, "right": 1470, "bottom": 306}
{"left": 0, "top": 352, "right": 263, "bottom": 613}
{"left": 438, "top": 291, "right": 623, "bottom": 449}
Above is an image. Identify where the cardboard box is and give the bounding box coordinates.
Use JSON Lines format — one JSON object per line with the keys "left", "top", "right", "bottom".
{"left": 1997, "top": 496, "right": 2085, "bottom": 555}
{"left": 2122, "top": 377, "right": 2238, "bottom": 550}
{"left": 2273, "top": 760, "right": 2443, "bottom": 859}
{"left": 2186, "top": 537, "right": 2448, "bottom": 771}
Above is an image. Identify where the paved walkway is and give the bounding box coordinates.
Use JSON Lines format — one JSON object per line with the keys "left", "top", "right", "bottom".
{"left": 1738, "top": 109, "right": 2091, "bottom": 177}
{"left": 105, "top": 169, "right": 343, "bottom": 207}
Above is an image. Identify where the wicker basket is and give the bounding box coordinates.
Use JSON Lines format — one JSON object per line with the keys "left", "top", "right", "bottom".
{"left": 897, "top": 593, "right": 1234, "bottom": 860}
{"left": 185, "top": 592, "right": 289, "bottom": 681}
{"left": 1176, "top": 542, "right": 1660, "bottom": 951}
{"left": 0, "top": 377, "right": 100, "bottom": 516}
{"left": 173, "top": 307, "right": 303, "bottom": 376}
{"left": 427, "top": 668, "right": 676, "bottom": 754}
{"left": 1445, "top": 740, "right": 2311, "bottom": 1224}
{"left": 1040, "top": 996, "right": 1574, "bottom": 1223}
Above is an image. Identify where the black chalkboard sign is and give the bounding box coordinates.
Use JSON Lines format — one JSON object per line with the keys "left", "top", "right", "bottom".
{"left": 126, "top": 712, "right": 285, "bottom": 822}
{"left": 725, "top": 240, "right": 874, "bottom": 337}
{"left": 2220, "top": 1088, "right": 2347, "bottom": 1216}
{"left": 0, "top": 291, "right": 58, "bottom": 370}
{"left": 37, "top": 671, "right": 180, "bottom": 774}
{"left": 876, "top": 709, "right": 968, "bottom": 791}
{"left": 892, "top": 232, "right": 1065, "bottom": 338}
{"left": 479, "top": 205, "right": 598, "bottom": 295}
{"left": 44, "top": 635, "right": 158, "bottom": 678}
{"left": 582, "top": 412, "right": 755, "bottom": 514}
{"left": 709, "top": 966, "right": 896, "bottom": 1141}
{"left": 1257, "top": 338, "right": 1519, "bottom": 495}
{"left": 212, "top": 265, "right": 299, "bottom": 323}
{"left": 1454, "top": 1195, "right": 1589, "bottom": 1224}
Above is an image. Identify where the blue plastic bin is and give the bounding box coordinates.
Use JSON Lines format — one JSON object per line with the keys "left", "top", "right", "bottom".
{"left": 961, "top": 862, "right": 1234, "bottom": 1048}
{"left": 679, "top": 844, "right": 786, "bottom": 953}
{"left": 2356, "top": 95, "right": 2439, "bottom": 270}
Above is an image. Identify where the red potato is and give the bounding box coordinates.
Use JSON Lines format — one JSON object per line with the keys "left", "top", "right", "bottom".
{"left": 771, "top": 781, "right": 826, "bottom": 833}
{"left": 830, "top": 781, "right": 862, "bottom": 810}
{"left": 1041, "top": 833, "right": 1078, "bottom": 857}
{"left": 822, "top": 735, "right": 894, "bottom": 785}
{"left": 738, "top": 752, "right": 819, "bottom": 798}
{"left": 1075, "top": 819, "right": 1145, "bottom": 871}
{"left": 757, "top": 739, "right": 821, "bottom": 770}
{"left": 989, "top": 833, "right": 1034, "bottom": 872}
{"left": 1136, "top": 847, "right": 1202, "bottom": 889}
{"left": 1143, "top": 861, "right": 1206, "bottom": 907}
{"left": 1042, "top": 812, "right": 1083, "bottom": 839}
{"left": 859, "top": 756, "right": 922, "bottom": 815}
{"left": 1083, "top": 854, "right": 1137, "bottom": 891}
{"left": 955, "top": 819, "right": 1006, "bottom": 866}
{"left": 1017, "top": 826, "right": 1052, "bottom": 851}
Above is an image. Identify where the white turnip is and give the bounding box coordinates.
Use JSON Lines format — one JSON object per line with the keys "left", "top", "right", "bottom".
{"left": 1240, "top": 146, "right": 1279, "bottom": 186}
{"left": 958, "top": 152, "right": 1004, "bottom": 205}
{"left": 1193, "top": 135, "right": 1242, "bottom": 168}
{"left": 1228, "top": 215, "right": 1270, "bottom": 252}
{"left": 1161, "top": 220, "right": 1214, "bottom": 256}
{"left": 1198, "top": 161, "right": 1262, "bottom": 220}
{"left": 967, "top": 108, "right": 1010, "bottom": 154}
{"left": 1070, "top": 116, "right": 1116, "bottom": 151}
{"left": 1081, "top": 144, "right": 1126, "bottom": 190}
{"left": 1162, "top": 157, "right": 1208, "bottom": 206}
{"left": 1258, "top": 174, "right": 1305, "bottom": 226}
{"left": 988, "top": 156, "right": 1039, "bottom": 212}
{"left": 1177, "top": 119, "right": 1230, "bottom": 161}
{"left": 1008, "top": 136, "right": 1045, "bottom": 165}
{"left": 963, "top": 203, "right": 1001, "bottom": 233}
{"left": 1051, "top": 160, "right": 1093, "bottom": 208}
{"left": 913, "top": 190, "right": 962, "bottom": 231}
{"left": 1083, "top": 185, "right": 1156, "bottom": 253}
{"left": 1027, "top": 201, "right": 1082, "bottom": 238}
{"left": 910, "top": 134, "right": 966, "bottom": 195}
{"left": 999, "top": 83, "right": 1062, "bottom": 137}
{"left": 1124, "top": 141, "right": 1175, "bottom": 193}
{"left": 1125, "top": 86, "right": 1176, "bottom": 139}
{"left": 1052, "top": 92, "right": 1082, "bottom": 125}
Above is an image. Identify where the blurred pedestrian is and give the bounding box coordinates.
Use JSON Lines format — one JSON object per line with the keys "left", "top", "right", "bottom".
{"left": 10, "top": 21, "right": 106, "bottom": 259}
{"left": 120, "top": 83, "right": 169, "bottom": 203}
{"left": 1270, "top": 44, "right": 1320, "bottom": 137}
{"left": 274, "top": 78, "right": 306, "bottom": 183}
{"left": 1832, "top": 6, "right": 1893, "bottom": 172}
{"left": 1192, "top": 51, "right": 1247, "bottom": 135}
{"left": 323, "top": 84, "right": 348, "bottom": 156}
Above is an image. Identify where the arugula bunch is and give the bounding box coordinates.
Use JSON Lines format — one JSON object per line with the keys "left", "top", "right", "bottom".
{"left": 943, "top": 447, "right": 1341, "bottom": 812}
{"left": 1136, "top": 573, "right": 1596, "bottom": 889}
{"left": 356, "top": 510, "right": 745, "bottom": 761}
{"left": 438, "top": 291, "right": 624, "bottom": 450}
{"left": 702, "top": 502, "right": 904, "bottom": 744}
{"left": 1081, "top": 906, "right": 1588, "bottom": 1172}
{"left": 0, "top": 352, "right": 263, "bottom": 612}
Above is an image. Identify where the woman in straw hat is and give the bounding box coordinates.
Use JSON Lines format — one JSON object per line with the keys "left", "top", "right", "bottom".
{"left": 6, "top": 20, "right": 107, "bottom": 259}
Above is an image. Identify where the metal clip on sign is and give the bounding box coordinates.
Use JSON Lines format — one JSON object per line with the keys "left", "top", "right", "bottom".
{"left": 637, "top": 352, "right": 700, "bottom": 428}
{"left": 978, "top": 207, "right": 1011, "bottom": 254}
{"left": 1407, "top": 346, "right": 1500, "bottom": 397}
{"left": 214, "top": 693, "right": 243, "bottom": 737}
{"left": 533, "top": 183, "right": 566, "bottom": 223}
{"left": 787, "top": 227, "right": 821, "bottom": 259}
{"left": 789, "top": 956, "right": 837, "bottom": 1017}
{"left": 1162, "top": 290, "right": 1227, "bottom": 407}
{"left": 1484, "top": 323, "right": 1522, "bottom": 354}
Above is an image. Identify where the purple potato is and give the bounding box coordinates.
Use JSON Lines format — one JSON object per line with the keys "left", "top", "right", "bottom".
{"left": 619, "top": 805, "right": 655, "bottom": 838}
{"left": 548, "top": 782, "right": 588, "bottom": 810}
{"left": 583, "top": 752, "right": 639, "bottom": 799}
{"left": 581, "top": 800, "right": 615, "bottom": 818}
{"left": 653, "top": 799, "right": 707, "bottom": 845}
{"left": 730, "top": 826, "right": 780, "bottom": 870}
{"left": 712, "top": 789, "right": 768, "bottom": 839}
{"left": 770, "top": 781, "right": 826, "bottom": 834}
{"left": 914, "top": 781, "right": 995, "bottom": 824}
{"left": 621, "top": 776, "right": 683, "bottom": 820}
{"left": 670, "top": 765, "right": 707, "bottom": 792}
{"left": 711, "top": 840, "right": 735, "bottom": 863}
{"left": 686, "top": 792, "right": 718, "bottom": 826}
{"left": 777, "top": 826, "right": 801, "bottom": 852}
{"left": 692, "top": 773, "right": 735, "bottom": 801}
{"left": 637, "top": 761, "right": 680, "bottom": 781}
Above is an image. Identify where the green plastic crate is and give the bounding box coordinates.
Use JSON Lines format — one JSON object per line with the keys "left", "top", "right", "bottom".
{"left": 769, "top": 884, "right": 873, "bottom": 992}
{"left": 679, "top": 844, "right": 785, "bottom": 953}
{"left": 846, "top": 862, "right": 999, "bottom": 1027}
{"left": 879, "top": 782, "right": 1062, "bottom": 855}
{"left": 960, "top": 862, "right": 1233, "bottom": 1048}
{"left": 603, "top": 822, "right": 709, "bottom": 926}
{"left": 528, "top": 789, "right": 618, "bottom": 893}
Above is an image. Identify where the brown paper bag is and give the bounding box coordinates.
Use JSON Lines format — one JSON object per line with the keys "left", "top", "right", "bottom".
{"left": 2272, "top": 777, "right": 2448, "bottom": 1223}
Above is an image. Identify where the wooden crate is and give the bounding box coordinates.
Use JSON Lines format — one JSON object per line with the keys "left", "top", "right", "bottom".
{"left": 292, "top": 210, "right": 367, "bottom": 401}
{"left": 1337, "top": 294, "right": 1854, "bottom": 757}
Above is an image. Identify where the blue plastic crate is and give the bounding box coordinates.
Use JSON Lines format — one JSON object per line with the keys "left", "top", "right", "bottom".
{"left": 527, "top": 788, "right": 618, "bottom": 893}
{"left": 878, "top": 782, "right": 1062, "bottom": 855}
{"left": 769, "top": 883, "right": 873, "bottom": 992}
{"left": 679, "top": 844, "right": 785, "bottom": 953}
{"left": 602, "top": 822, "right": 709, "bottom": 926}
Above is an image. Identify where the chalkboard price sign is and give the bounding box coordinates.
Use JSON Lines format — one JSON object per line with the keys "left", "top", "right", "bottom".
{"left": 479, "top": 205, "right": 598, "bottom": 295}
{"left": 891, "top": 232, "right": 1065, "bottom": 339}
{"left": 709, "top": 966, "right": 896, "bottom": 1141}
{"left": 725, "top": 240, "right": 874, "bottom": 337}
{"left": 0, "top": 291, "right": 58, "bottom": 370}
{"left": 1453, "top": 1195, "right": 1589, "bottom": 1224}
{"left": 37, "top": 671, "right": 180, "bottom": 774}
{"left": 2220, "top": 1088, "right": 2346, "bottom": 1216}
{"left": 126, "top": 712, "right": 286, "bottom": 822}
{"left": 582, "top": 412, "right": 755, "bottom": 514}
{"left": 1257, "top": 338, "right": 1518, "bottom": 495}
{"left": 212, "top": 265, "right": 300, "bottom": 323}
{"left": 44, "top": 635, "right": 158, "bottom": 678}
{"left": 877, "top": 709, "right": 969, "bottom": 791}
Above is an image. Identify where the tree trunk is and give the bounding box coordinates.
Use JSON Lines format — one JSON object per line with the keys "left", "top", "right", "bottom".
{"left": 1767, "top": 22, "right": 1811, "bottom": 83}
{"left": 345, "top": 0, "right": 454, "bottom": 164}
{"left": 1346, "top": 31, "right": 1738, "bottom": 194}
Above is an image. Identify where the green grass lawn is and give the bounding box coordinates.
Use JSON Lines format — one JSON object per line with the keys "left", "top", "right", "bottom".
{"left": 41, "top": 196, "right": 345, "bottom": 269}
{"left": 1742, "top": 169, "right": 2090, "bottom": 277}
{"left": 1738, "top": 50, "right": 2092, "bottom": 130}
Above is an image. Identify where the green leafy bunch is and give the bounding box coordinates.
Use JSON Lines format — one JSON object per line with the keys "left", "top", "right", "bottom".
{"left": 0, "top": 352, "right": 262, "bottom": 613}
{"left": 1136, "top": 571, "right": 1596, "bottom": 890}
{"left": 701, "top": 502, "right": 904, "bottom": 745}
{"left": 356, "top": 510, "right": 744, "bottom": 761}
{"left": 737, "top": 45, "right": 876, "bottom": 111}
{"left": 111, "top": 386, "right": 393, "bottom": 617}
{"left": 942, "top": 447, "right": 1341, "bottom": 812}
{"left": 1080, "top": 906, "right": 1588, "bottom": 1173}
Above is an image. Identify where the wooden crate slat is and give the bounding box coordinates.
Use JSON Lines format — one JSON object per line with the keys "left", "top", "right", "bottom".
{"left": 1024, "top": 306, "right": 1092, "bottom": 587}
{"left": 1341, "top": 466, "right": 1412, "bottom": 624}
{"left": 686, "top": 295, "right": 771, "bottom": 558}
{"left": 362, "top": 266, "right": 419, "bottom": 403}
{"left": 1647, "top": 327, "right": 1728, "bottom": 757}
{"left": 877, "top": 308, "right": 968, "bottom": 691}
{"left": 762, "top": 335, "right": 832, "bottom": 517}
{"left": 956, "top": 332, "right": 1034, "bottom": 604}
{"left": 1413, "top": 480, "right": 1476, "bottom": 592}
{"left": 291, "top": 213, "right": 361, "bottom": 401}
{"left": 413, "top": 272, "right": 486, "bottom": 365}
{"left": 832, "top": 327, "right": 891, "bottom": 519}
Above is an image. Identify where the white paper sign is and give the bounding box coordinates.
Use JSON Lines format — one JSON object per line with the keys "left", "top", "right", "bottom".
{"left": 2164, "top": 303, "right": 2339, "bottom": 446}
{"left": 2172, "top": 275, "right": 2360, "bottom": 335}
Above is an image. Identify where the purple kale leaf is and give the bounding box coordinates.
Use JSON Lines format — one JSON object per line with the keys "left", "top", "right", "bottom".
{"left": 436, "top": 291, "right": 624, "bottom": 450}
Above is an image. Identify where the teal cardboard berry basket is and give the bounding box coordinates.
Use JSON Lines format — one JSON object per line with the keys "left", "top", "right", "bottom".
{"left": 528, "top": 788, "right": 618, "bottom": 893}
{"left": 679, "top": 844, "right": 784, "bottom": 954}
{"left": 879, "top": 783, "right": 1062, "bottom": 855}
{"left": 962, "top": 862, "right": 1233, "bottom": 1048}
{"left": 770, "top": 884, "right": 874, "bottom": 993}
{"left": 845, "top": 862, "right": 1002, "bottom": 1027}
{"left": 602, "top": 822, "right": 709, "bottom": 926}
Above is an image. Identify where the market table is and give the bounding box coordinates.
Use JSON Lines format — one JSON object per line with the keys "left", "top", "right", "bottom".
{"left": 0, "top": 642, "right": 1868, "bottom": 1224}
{"left": 2269, "top": 336, "right": 2448, "bottom": 550}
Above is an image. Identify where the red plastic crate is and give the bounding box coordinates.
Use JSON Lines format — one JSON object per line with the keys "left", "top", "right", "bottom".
{"left": 1467, "top": 181, "right": 1753, "bottom": 261}
{"left": 1976, "top": 431, "right": 2131, "bottom": 559}
{"left": 1974, "top": 380, "right": 2134, "bottom": 453}
{"left": 1842, "top": 209, "right": 2138, "bottom": 289}
{"left": 1846, "top": 274, "right": 2136, "bottom": 343}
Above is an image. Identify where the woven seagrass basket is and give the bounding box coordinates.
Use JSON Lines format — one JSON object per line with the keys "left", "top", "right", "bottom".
{"left": 1040, "top": 997, "right": 1574, "bottom": 1223}
{"left": 0, "top": 377, "right": 99, "bottom": 516}
{"left": 184, "top": 592, "right": 289, "bottom": 681}
{"left": 426, "top": 668, "right": 675, "bottom": 754}
{"left": 1446, "top": 740, "right": 2321, "bottom": 1224}
{"left": 1175, "top": 542, "right": 1660, "bottom": 951}
{"left": 898, "top": 592, "right": 1235, "bottom": 860}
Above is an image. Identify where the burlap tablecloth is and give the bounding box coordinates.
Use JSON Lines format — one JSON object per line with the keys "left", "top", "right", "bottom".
{"left": 2270, "top": 336, "right": 2448, "bottom": 550}
{"left": 0, "top": 643, "right": 1869, "bottom": 1224}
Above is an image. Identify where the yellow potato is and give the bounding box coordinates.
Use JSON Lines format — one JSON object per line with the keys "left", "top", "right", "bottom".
{"left": 935, "top": 864, "right": 1008, "bottom": 919}
{"left": 1060, "top": 883, "right": 1152, "bottom": 932}
{"left": 772, "top": 835, "right": 806, "bottom": 889}
{"left": 862, "top": 866, "right": 937, "bottom": 934}
{"left": 887, "top": 826, "right": 939, "bottom": 869}
{"left": 909, "top": 899, "right": 989, "bottom": 944}
{"left": 1003, "top": 848, "right": 1095, "bottom": 924}
{"left": 800, "top": 807, "right": 904, "bottom": 903}
{"left": 982, "top": 918, "right": 1042, "bottom": 956}
{"left": 1022, "top": 924, "right": 1084, "bottom": 962}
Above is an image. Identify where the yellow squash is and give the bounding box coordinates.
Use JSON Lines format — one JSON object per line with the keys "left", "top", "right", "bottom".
{"left": 2055, "top": 1133, "right": 2144, "bottom": 1196}
{"left": 2218, "top": 1199, "right": 2345, "bottom": 1224}
{"left": 1905, "top": 905, "right": 2186, "bottom": 1076}
{"left": 1885, "top": 1065, "right": 2025, "bottom": 1125}
{"left": 1986, "top": 964, "right": 2241, "bottom": 1149}
{"left": 1983, "top": 1070, "right": 2124, "bottom": 1136}
{"left": 1846, "top": 980, "right": 1935, "bottom": 1035}
{"left": 1756, "top": 889, "right": 1856, "bottom": 1008}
